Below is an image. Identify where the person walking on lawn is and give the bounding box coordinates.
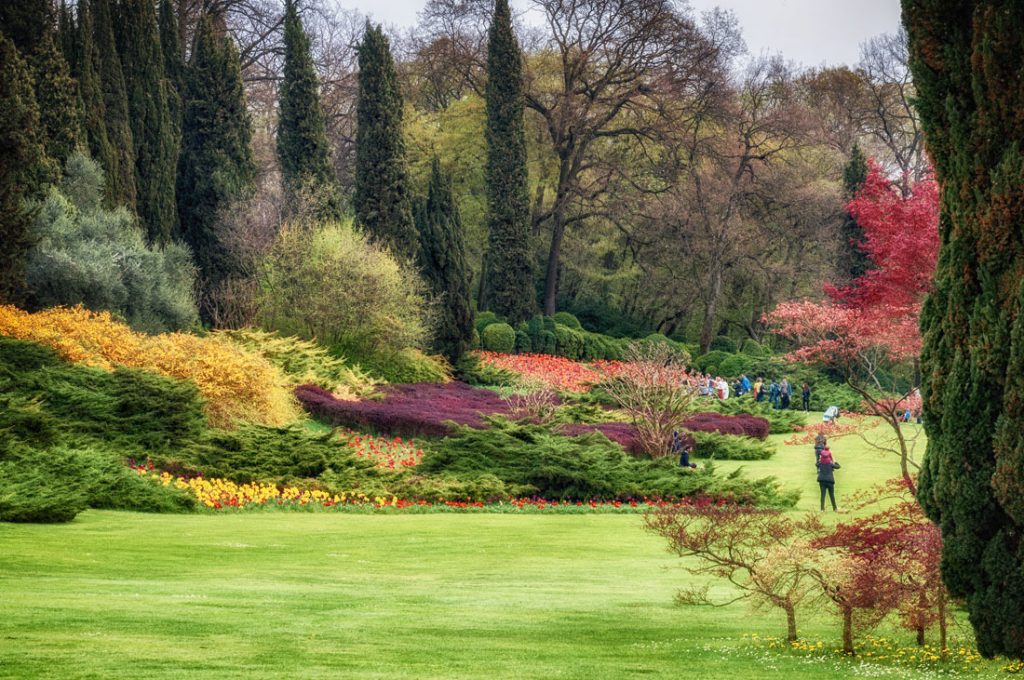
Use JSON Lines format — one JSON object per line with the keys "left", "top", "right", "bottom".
{"left": 814, "top": 433, "right": 826, "bottom": 463}
{"left": 817, "top": 448, "right": 841, "bottom": 511}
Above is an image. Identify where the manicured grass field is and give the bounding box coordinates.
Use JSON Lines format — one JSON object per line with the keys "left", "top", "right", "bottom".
{"left": 0, "top": 416, "right": 1005, "bottom": 679}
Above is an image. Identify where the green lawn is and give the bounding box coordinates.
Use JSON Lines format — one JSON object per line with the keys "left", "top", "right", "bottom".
{"left": 0, "top": 415, "right": 1005, "bottom": 679}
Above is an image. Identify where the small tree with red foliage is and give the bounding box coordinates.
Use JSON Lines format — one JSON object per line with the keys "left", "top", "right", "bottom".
{"left": 766, "top": 162, "right": 938, "bottom": 492}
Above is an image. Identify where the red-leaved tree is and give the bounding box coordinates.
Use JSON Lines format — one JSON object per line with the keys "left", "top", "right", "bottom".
{"left": 765, "top": 161, "right": 939, "bottom": 491}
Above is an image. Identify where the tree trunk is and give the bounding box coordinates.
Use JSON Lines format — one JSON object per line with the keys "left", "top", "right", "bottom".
{"left": 842, "top": 606, "right": 854, "bottom": 655}
{"left": 916, "top": 626, "right": 925, "bottom": 646}
{"left": 699, "top": 264, "right": 723, "bottom": 353}
{"left": 938, "top": 589, "right": 948, "bottom": 652}
{"left": 784, "top": 603, "right": 798, "bottom": 642}
{"left": 477, "top": 253, "right": 488, "bottom": 312}
{"left": 543, "top": 212, "right": 566, "bottom": 317}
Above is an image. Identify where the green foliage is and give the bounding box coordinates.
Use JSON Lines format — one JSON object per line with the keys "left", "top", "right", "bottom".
{"left": 806, "top": 381, "right": 863, "bottom": 413}
{"left": 540, "top": 330, "right": 556, "bottom": 355}
{"left": 360, "top": 347, "right": 452, "bottom": 384}
{"left": 26, "top": 154, "right": 199, "bottom": 332}
{"left": 740, "top": 338, "right": 766, "bottom": 356}
{"left": 717, "top": 354, "right": 754, "bottom": 378}
{"left": 354, "top": 23, "right": 417, "bottom": 260}
{"left": 91, "top": 0, "right": 135, "bottom": 210}
{"left": 177, "top": 15, "right": 255, "bottom": 319}
{"left": 418, "top": 419, "right": 797, "bottom": 506}
{"left": 257, "top": 220, "right": 432, "bottom": 361}
{"left": 837, "top": 143, "right": 871, "bottom": 283}
{"left": 454, "top": 353, "right": 518, "bottom": 387}
{"left": 277, "top": 0, "right": 340, "bottom": 217}
{"left": 691, "top": 431, "right": 775, "bottom": 461}
{"left": 29, "top": 29, "right": 80, "bottom": 167}
{"left": 581, "top": 332, "right": 624, "bottom": 361}
{"left": 694, "top": 350, "right": 731, "bottom": 375}
{"left": 554, "top": 324, "right": 584, "bottom": 359}
{"left": 157, "top": 0, "right": 183, "bottom": 134}
{"left": 416, "top": 157, "right": 474, "bottom": 363}
{"left": 553, "top": 311, "right": 581, "bottom": 329}
{"left": 71, "top": 0, "right": 116, "bottom": 208}
{"left": 481, "top": 322, "right": 516, "bottom": 353}
{"left": 0, "top": 34, "right": 56, "bottom": 305}
{"left": 471, "top": 326, "right": 481, "bottom": 349}
{"left": 117, "top": 0, "right": 178, "bottom": 243}
{"left": 711, "top": 397, "right": 804, "bottom": 435}
{"left": 0, "top": 444, "right": 91, "bottom": 522}
{"left": 710, "top": 335, "right": 738, "bottom": 353}
{"left": 514, "top": 328, "right": 531, "bottom": 353}
{"left": 0, "top": 0, "right": 51, "bottom": 53}
{"left": 481, "top": 0, "right": 533, "bottom": 323}
{"left": 475, "top": 310, "right": 500, "bottom": 335}
{"left": 214, "top": 329, "right": 379, "bottom": 397}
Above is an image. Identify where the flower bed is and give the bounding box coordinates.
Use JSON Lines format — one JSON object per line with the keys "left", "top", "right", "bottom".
{"left": 474, "top": 351, "right": 608, "bottom": 391}
{"left": 339, "top": 430, "right": 424, "bottom": 469}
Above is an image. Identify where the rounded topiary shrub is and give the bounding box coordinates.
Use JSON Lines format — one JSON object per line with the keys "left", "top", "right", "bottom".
{"left": 553, "top": 311, "right": 582, "bottom": 329}
{"left": 540, "top": 330, "right": 557, "bottom": 355}
{"left": 481, "top": 323, "right": 516, "bottom": 353}
{"left": 694, "top": 350, "right": 731, "bottom": 374}
{"left": 515, "top": 329, "right": 532, "bottom": 353}
{"left": 475, "top": 311, "right": 500, "bottom": 336}
{"left": 710, "top": 335, "right": 738, "bottom": 353}
{"left": 718, "top": 353, "right": 754, "bottom": 377}
{"left": 741, "top": 338, "right": 765, "bottom": 356}
{"left": 554, "top": 324, "right": 584, "bottom": 359}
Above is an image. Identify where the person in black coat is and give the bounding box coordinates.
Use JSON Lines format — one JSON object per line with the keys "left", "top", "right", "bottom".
{"left": 816, "top": 448, "right": 841, "bottom": 511}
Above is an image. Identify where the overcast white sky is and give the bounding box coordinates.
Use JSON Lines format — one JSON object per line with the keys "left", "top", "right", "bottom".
{"left": 335, "top": 0, "right": 902, "bottom": 68}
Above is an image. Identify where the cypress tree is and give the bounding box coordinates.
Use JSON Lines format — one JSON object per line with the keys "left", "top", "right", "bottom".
{"left": 481, "top": 0, "right": 534, "bottom": 323}
{"left": 0, "top": 36, "right": 58, "bottom": 304}
{"left": 0, "top": 0, "right": 51, "bottom": 54}
{"left": 354, "top": 23, "right": 417, "bottom": 260}
{"left": 177, "top": 15, "right": 256, "bottom": 322}
{"left": 277, "top": 0, "right": 340, "bottom": 217}
{"left": 416, "top": 156, "right": 475, "bottom": 364}
{"left": 30, "top": 28, "right": 80, "bottom": 167}
{"left": 91, "top": 0, "right": 135, "bottom": 211}
{"left": 74, "top": 0, "right": 116, "bottom": 206}
{"left": 158, "top": 0, "right": 184, "bottom": 133}
{"left": 58, "top": 0, "right": 77, "bottom": 72}
{"left": 118, "top": 0, "right": 178, "bottom": 243}
{"left": 906, "top": 0, "right": 1024, "bottom": 659}
{"left": 836, "top": 143, "right": 871, "bottom": 283}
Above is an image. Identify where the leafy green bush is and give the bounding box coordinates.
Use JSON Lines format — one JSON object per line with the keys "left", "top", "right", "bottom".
{"left": 455, "top": 354, "right": 518, "bottom": 387}
{"left": 809, "top": 381, "right": 864, "bottom": 412}
{"left": 361, "top": 348, "right": 452, "bottom": 384}
{"left": 515, "top": 328, "right": 532, "bottom": 353}
{"left": 554, "top": 324, "right": 584, "bottom": 359}
{"left": 741, "top": 338, "right": 766, "bottom": 356}
{"left": 710, "top": 335, "right": 738, "bottom": 353}
{"left": 418, "top": 419, "right": 797, "bottom": 506}
{"left": 26, "top": 153, "right": 199, "bottom": 333}
{"left": 475, "top": 310, "right": 499, "bottom": 335}
{"left": 481, "top": 322, "right": 516, "bottom": 353}
{"left": 691, "top": 431, "right": 775, "bottom": 461}
{"left": 712, "top": 397, "right": 805, "bottom": 434}
{"left": 471, "top": 327, "right": 481, "bottom": 349}
{"left": 553, "top": 311, "right": 582, "bottom": 329}
{"left": 718, "top": 353, "right": 755, "bottom": 378}
{"left": 540, "top": 330, "right": 557, "bottom": 355}
{"left": 0, "top": 444, "right": 91, "bottom": 522}
{"left": 256, "top": 220, "right": 433, "bottom": 361}
{"left": 694, "top": 350, "right": 731, "bottom": 374}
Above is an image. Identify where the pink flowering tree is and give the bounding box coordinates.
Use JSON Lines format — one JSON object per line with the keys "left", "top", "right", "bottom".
{"left": 766, "top": 162, "right": 939, "bottom": 492}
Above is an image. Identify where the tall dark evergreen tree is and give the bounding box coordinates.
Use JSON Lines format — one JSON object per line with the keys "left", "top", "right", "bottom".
{"left": 836, "top": 143, "right": 871, "bottom": 283}
{"left": 0, "top": 0, "right": 51, "bottom": 54}
{"left": 177, "top": 15, "right": 256, "bottom": 322}
{"left": 277, "top": 0, "right": 340, "bottom": 217}
{"left": 354, "top": 23, "right": 417, "bottom": 259}
{"left": 158, "top": 0, "right": 184, "bottom": 133}
{"left": 416, "top": 156, "right": 475, "bottom": 363}
{"left": 74, "top": 0, "right": 116, "bottom": 206}
{"left": 58, "top": 0, "right": 76, "bottom": 70}
{"left": 481, "top": 0, "right": 533, "bottom": 323}
{"left": 906, "top": 0, "right": 1024, "bottom": 659}
{"left": 91, "top": 0, "right": 135, "bottom": 210}
{"left": 28, "top": 27, "right": 80, "bottom": 167}
{"left": 0, "top": 36, "right": 58, "bottom": 304}
{"left": 118, "top": 0, "right": 178, "bottom": 243}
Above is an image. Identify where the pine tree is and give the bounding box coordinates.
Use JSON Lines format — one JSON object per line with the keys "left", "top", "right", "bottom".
{"left": 30, "top": 28, "right": 80, "bottom": 167}
{"left": 836, "top": 143, "right": 871, "bottom": 283}
{"left": 0, "top": 0, "right": 51, "bottom": 54}
{"left": 0, "top": 36, "right": 58, "bottom": 304}
{"left": 73, "top": 0, "right": 116, "bottom": 206}
{"left": 416, "top": 156, "right": 475, "bottom": 363}
{"left": 906, "top": 0, "right": 1024, "bottom": 659}
{"left": 354, "top": 22, "right": 417, "bottom": 260}
{"left": 177, "top": 15, "right": 256, "bottom": 322}
{"left": 277, "top": 0, "right": 340, "bottom": 217}
{"left": 480, "top": 0, "right": 533, "bottom": 323}
{"left": 118, "top": 0, "right": 178, "bottom": 243}
{"left": 91, "top": 0, "right": 135, "bottom": 210}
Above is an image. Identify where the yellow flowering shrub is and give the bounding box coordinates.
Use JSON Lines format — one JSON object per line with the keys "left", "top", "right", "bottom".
{"left": 0, "top": 305, "right": 298, "bottom": 427}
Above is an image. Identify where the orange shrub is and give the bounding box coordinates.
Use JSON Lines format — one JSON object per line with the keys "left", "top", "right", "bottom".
{"left": 0, "top": 305, "right": 298, "bottom": 427}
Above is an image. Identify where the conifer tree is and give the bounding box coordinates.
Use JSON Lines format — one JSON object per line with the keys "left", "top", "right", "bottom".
{"left": 0, "top": 36, "right": 58, "bottom": 304}
{"left": 354, "top": 23, "right": 417, "bottom": 260}
{"left": 277, "top": 0, "right": 340, "bottom": 217}
{"left": 58, "top": 0, "right": 76, "bottom": 70}
{"left": 481, "top": 0, "right": 533, "bottom": 323}
{"left": 29, "top": 28, "right": 80, "bottom": 168}
{"left": 73, "top": 0, "right": 116, "bottom": 206}
{"left": 836, "top": 143, "right": 871, "bottom": 283}
{"left": 118, "top": 0, "right": 178, "bottom": 243}
{"left": 158, "top": 0, "right": 184, "bottom": 133}
{"left": 177, "top": 15, "right": 256, "bottom": 322}
{"left": 416, "top": 156, "right": 475, "bottom": 363}
{"left": 905, "top": 0, "right": 1024, "bottom": 659}
{"left": 91, "top": 0, "right": 135, "bottom": 210}
{"left": 0, "top": 0, "right": 51, "bottom": 54}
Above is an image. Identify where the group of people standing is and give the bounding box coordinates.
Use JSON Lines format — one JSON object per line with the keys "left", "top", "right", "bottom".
{"left": 695, "top": 373, "right": 812, "bottom": 411}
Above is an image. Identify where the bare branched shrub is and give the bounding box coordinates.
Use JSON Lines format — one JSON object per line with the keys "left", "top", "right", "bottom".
{"left": 602, "top": 341, "right": 700, "bottom": 458}
{"left": 504, "top": 381, "right": 559, "bottom": 425}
